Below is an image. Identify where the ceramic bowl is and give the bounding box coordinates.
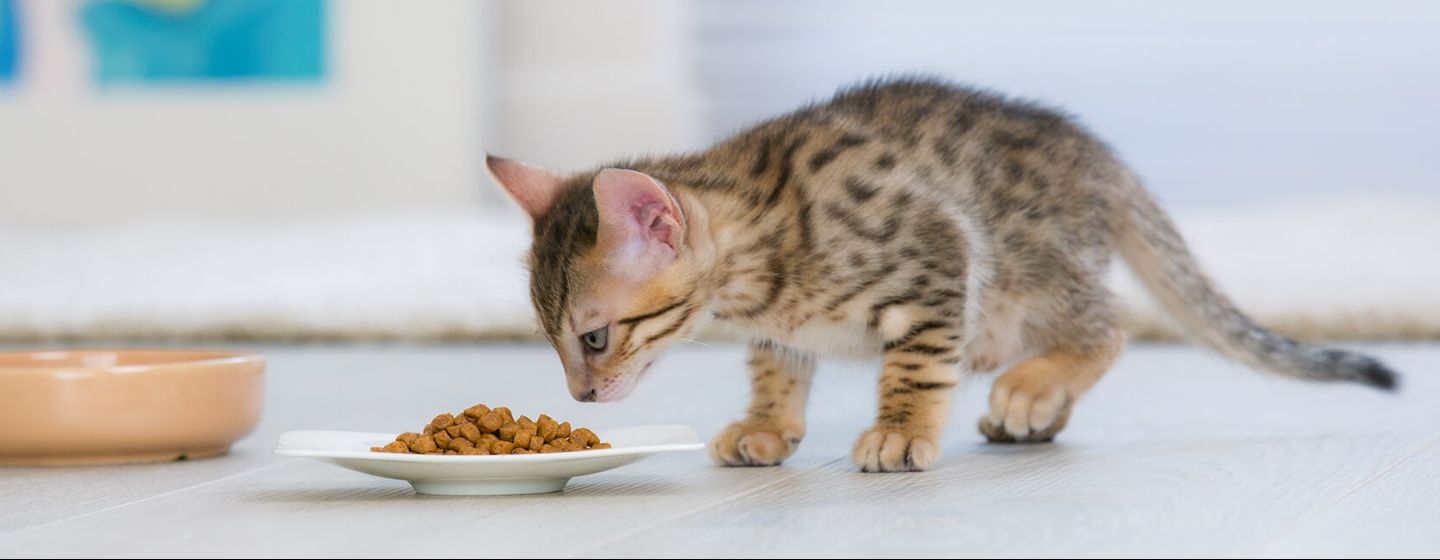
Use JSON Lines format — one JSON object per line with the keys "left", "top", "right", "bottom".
{"left": 0, "top": 349, "right": 265, "bottom": 466}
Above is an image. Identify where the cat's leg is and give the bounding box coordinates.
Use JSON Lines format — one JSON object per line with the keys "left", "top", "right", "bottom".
{"left": 853, "top": 312, "right": 965, "bottom": 472}
{"left": 980, "top": 309, "right": 1123, "bottom": 443}
{"left": 710, "top": 341, "right": 816, "bottom": 467}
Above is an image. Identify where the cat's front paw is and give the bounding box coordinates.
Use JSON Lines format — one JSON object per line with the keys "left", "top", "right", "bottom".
{"left": 852, "top": 427, "right": 940, "bottom": 472}
{"left": 709, "top": 421, "right": 803, "bottom": 467}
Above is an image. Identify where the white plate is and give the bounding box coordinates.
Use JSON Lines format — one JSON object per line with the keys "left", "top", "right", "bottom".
{"left": 275, "top": 425, "right": 704, "bottom": 496}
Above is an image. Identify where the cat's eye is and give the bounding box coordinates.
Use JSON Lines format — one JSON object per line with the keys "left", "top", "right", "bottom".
{"left": 581, "top": 326, "right": 609, "bottom": 353}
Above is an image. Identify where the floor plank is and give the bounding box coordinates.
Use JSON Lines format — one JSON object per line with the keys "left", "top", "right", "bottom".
{"left": 585, "top": 434, "right": 1432, "bottom": 558}
{"left": 1256, "top": 437, "right": 1440, "bottom": 559}
{"left": 0, "top": 343, "right": 1434, "bottom": 558}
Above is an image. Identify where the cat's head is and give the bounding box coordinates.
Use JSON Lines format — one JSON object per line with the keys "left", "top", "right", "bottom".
{"left": 487, "top": 156, "right": 712, "bottom": 402}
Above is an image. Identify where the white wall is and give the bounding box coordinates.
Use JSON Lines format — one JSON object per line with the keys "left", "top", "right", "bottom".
{"left": 0, "top": 0, "right": 495, "bottom": 226}
{"left": 494, "top": 0, "right": 702, "bottom": 175}
{"left": 690, "top": 0, "right": 1440, "bottom": 210}
{"left": 6, "top": 1, "right": 1435, "bottom": 227}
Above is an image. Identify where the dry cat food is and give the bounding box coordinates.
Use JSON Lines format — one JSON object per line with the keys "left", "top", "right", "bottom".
{"left": 370, "top": 404, "right": 611, "bottom": 455}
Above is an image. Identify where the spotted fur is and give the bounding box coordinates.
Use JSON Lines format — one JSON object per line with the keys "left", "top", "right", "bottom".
{"left": 491, "top": 77, "right": 1400, "bottom": 473}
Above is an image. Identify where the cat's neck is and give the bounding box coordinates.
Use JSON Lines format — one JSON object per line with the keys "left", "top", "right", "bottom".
{"left": 671, "top": 179, "right": 805, "bottom": 324}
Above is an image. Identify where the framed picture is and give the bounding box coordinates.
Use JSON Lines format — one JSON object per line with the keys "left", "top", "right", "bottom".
{"left": 0, "top": 0, "right": 18, "bottom": 84}
{"left": 80, "top": 0, "right": 324, "bottom": 84}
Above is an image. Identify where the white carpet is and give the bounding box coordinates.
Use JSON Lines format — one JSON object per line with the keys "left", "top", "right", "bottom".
{"left": 1, "top": 196, "right": 1435, "bottom": 342}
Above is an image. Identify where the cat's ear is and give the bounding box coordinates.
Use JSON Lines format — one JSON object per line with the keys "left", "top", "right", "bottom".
{"left": 593, "top": 168, "right": 685, "bottom": 264}
{"left": 486, "top": 155, "right": 566, "bottom": 219}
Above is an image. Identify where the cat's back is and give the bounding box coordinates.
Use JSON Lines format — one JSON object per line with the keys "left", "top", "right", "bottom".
{"left": 694, "top": 78, "right": 1114, "bottom": 193}
{"left": 696, "top": 78, "right": 1129, "bottom": 301}
{"left": 693, "top": 78, "right": 1120, "bottom": 221}
{"left": 730, "top": 78, "right": 1096, "bottom": 155}
{"left": 823, "top": 78, "right": 1078, "bottom": 140}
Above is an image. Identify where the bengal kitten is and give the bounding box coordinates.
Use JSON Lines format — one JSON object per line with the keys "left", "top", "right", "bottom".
{"left": 487, "top": 78, "right": 1398, "bottom": 473}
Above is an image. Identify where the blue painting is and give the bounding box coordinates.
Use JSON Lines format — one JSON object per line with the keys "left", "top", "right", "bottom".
{"left": 81, "top": 0, "right": 324, "bottom": 84}
{"left": 0, "top": 0, "right": 18, "bottom": 85}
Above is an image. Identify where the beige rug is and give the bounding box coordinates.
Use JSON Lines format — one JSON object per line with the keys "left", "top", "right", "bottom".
{"left": 1, "top": 196, "right": 1435, "bottom": 344}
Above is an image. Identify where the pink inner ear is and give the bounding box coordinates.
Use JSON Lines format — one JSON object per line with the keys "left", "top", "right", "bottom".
{"left": 593, "top": 169, "right": 682, "bottom": 251}
{"left": 642, "top": 205, "right": 674, "bottom": 246}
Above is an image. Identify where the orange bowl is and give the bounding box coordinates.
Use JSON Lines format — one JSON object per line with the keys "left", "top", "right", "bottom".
{"left": 0, "top": 349, "right": 264, "bottom": 466}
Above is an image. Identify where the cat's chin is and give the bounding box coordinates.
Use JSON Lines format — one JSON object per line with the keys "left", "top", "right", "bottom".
{"left": 589, "top": 371, "right": 641, "bottom": 403}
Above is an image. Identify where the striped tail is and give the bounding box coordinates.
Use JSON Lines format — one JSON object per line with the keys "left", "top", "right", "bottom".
{"left": 1114, "top": 180, "right": 1398, "bottom": 390}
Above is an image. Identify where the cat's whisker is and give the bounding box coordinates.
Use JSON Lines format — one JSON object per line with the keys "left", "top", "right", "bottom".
{"left": 676, "top": 337, "right": 712, "bottom": 348}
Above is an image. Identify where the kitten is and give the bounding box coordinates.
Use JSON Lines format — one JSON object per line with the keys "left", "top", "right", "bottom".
{"left": 487, "top": 78, "right": 1398, "bottom": 473}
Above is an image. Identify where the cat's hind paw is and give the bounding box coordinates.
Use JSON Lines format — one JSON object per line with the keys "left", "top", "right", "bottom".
{"left": 981, "top": 370, "right": 1073, "bottom": 443}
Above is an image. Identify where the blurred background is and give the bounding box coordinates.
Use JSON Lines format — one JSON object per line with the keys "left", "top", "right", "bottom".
{"left": 1, "top": 0, "right": 1436, "bottom": 344}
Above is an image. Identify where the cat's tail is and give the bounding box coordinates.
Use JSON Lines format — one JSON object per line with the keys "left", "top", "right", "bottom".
{"left": 1113, "top": 177, "right": 1399, "bottom": 391}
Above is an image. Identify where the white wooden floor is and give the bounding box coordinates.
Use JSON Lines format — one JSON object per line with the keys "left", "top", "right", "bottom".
{"left": 1, "top": 343, "right": 1435, "bottom": 558}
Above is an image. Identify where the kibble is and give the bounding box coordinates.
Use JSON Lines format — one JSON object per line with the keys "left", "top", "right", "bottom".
{"left": 409, "top": 435, "right": 437, "bottom": 454}
{"left": 370, "top": 403, "right": 611, "bottom": 455}
{"left": 478, "top": 411, "right": 503, "bottom": 433}
{"left": 378, "top": 441, "right": 408, "bottom": 453}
